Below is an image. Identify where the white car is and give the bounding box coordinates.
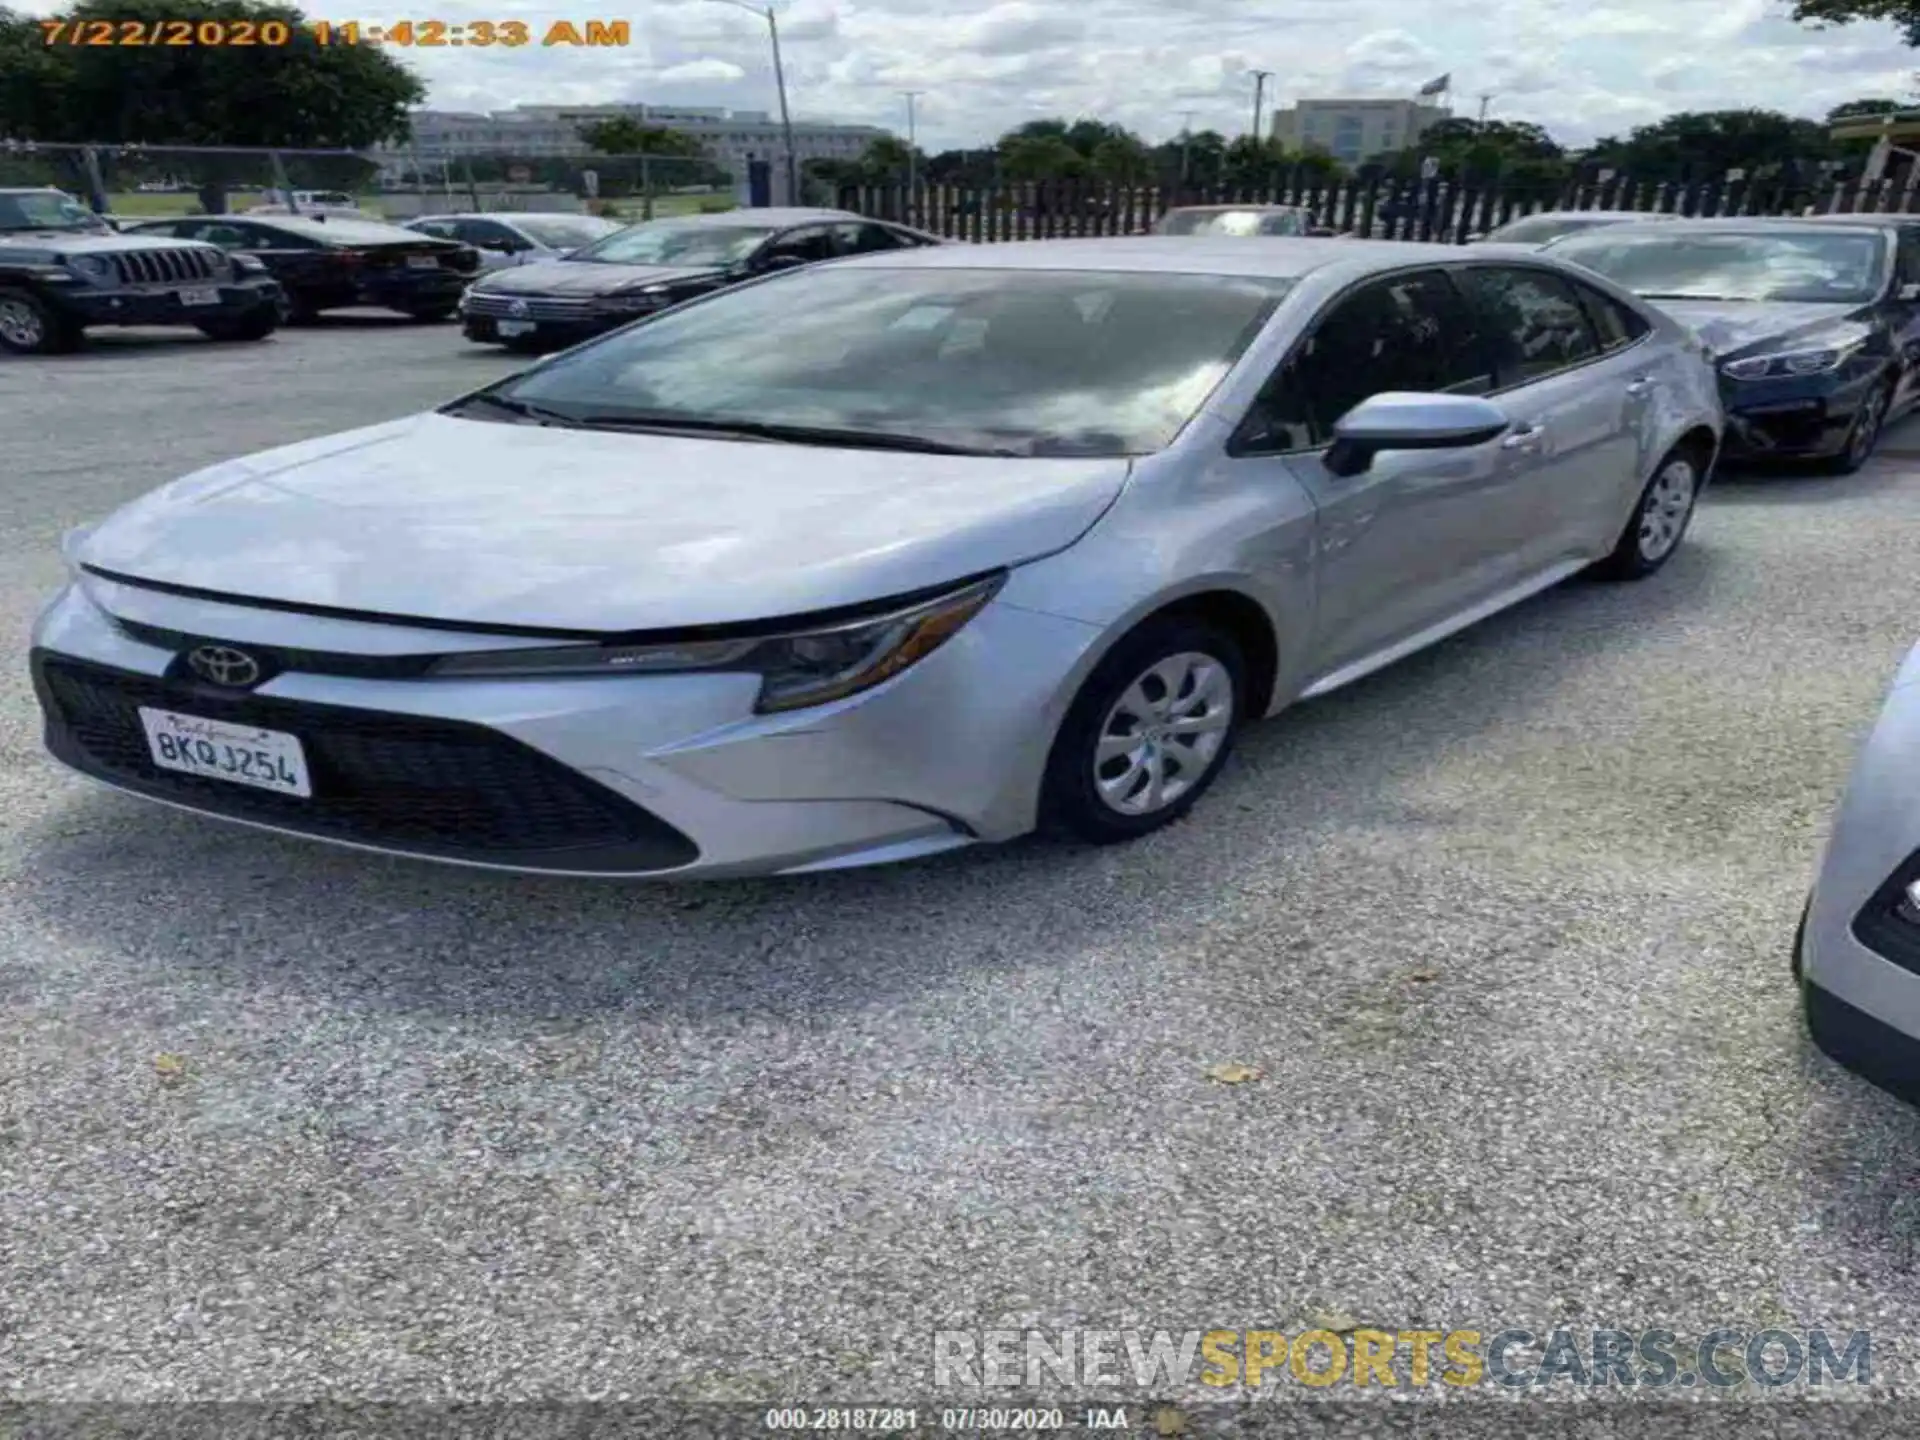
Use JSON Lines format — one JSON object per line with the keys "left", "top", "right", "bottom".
{"left": 402, "top": 212, "right": 627, "bottom": 273}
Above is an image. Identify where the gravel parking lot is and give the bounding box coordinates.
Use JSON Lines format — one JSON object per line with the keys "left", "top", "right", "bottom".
{"left": 5, "top": 319, "right": 1920, "bottom": 1418}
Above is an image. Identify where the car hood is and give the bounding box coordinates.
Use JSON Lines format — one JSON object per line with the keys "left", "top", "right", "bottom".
{"left": 0, "top": 230, "right": 213, "bottom": 254}
{"left": 473, "top": 258, "right": 725, "bottom": 296}
{"left": 1648, "top": 298, "right": 1865, "bottom": 359}
{"left": 76, "top": 413, "right": 1129, "bottom": 632}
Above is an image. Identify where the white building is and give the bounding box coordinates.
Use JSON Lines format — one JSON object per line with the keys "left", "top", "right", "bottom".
{"left": 1269, "top": 99, "right": 1448, "bottom": 166}
{"left": 371, "top": 103, "right": 887, "bottom": 180}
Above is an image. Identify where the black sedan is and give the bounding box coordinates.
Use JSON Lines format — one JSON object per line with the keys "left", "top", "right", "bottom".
{"left": 458, "top": 207, "right": 942, "bottom": 351}
{"left": 1543, "top": 218, "right": 1919, "bottom": 473}
{"left": 124, "top": 214, "right": 480, "bottom": 322}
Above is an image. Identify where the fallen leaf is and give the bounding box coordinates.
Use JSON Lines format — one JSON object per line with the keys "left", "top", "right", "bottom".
{"left": 1312, "top": 1311, "right": 1360, "bottom": 1334}
{"left": 1152, "top": 1406, "right": 1190, "bottom": 1437}
{"left": 153, "top": 1054, "right": 188, "bottom": 1086}
{"left": 1204, "top": 1062, "right": 1263, "bottom": 1085}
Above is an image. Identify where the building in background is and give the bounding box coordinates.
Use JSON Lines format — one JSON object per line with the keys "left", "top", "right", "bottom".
{"left": 371, "top": 103, "right": 887, "bottom": 181}
{"left": 1269, "top": 98, "right": 1448, "bottom": 166}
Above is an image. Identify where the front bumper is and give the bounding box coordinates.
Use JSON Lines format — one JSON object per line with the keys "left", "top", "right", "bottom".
{"left": 1717, "top": 367, "right": 1880, "bottom": 461}
{"left": 51, "top": 277, "right": 283, "bottom": 328}
{"left": 1801, "top": 642, "right": 1920, "bottom": 1100}
{"left": 30, "top": 576, "right": 1104, "bottom": 878}
{"left": 461, "top": 312, "right": 617, "bottom": 348}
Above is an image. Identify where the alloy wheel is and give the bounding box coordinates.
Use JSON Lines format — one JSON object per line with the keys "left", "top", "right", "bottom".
{"left": 1093, "top": 651, "right": 1236, "bottom": 816}
{"left": 0, "top": 298, "right": 45, "bottom": 350}
{"left": 1637, "top": 457, "right": 1696, "bottom": 563}
{"left": 1847, "top": 386, "right": 1888, "bottom": 468}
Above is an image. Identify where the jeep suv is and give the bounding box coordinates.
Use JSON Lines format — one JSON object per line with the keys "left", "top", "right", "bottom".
{"left": 0, "top": 188, "right": 284, "bottom": 355}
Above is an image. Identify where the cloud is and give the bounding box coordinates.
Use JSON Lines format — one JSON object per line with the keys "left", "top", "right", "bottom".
{"left": 655, "top": 58, "right": 749, "bottom": 83}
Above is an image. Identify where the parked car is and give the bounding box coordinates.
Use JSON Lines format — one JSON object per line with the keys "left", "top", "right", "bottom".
{"left": 0, "top": 187, "right": 282, "bottom": 355}
{"left": 1798, "top": 639, "right": 1920, "bottom": 1104}
{"left": 124, "top": 213, "right": 479, "bottom": 322}
{"left": 401, "top": 212, "right": 627, "bottom": 274}
{"left": 458, "top": 207, "right": 942, "bottom": 351}
{"left": 1543, "top": 218, "right": 1915, "bottom": 473}
{"left": 1155, "top": 205, "right": 1324, "bottom": 238}
{"left": 31, "top": 237, "right": 1720, "bottom": 876}
{"left": 1469, "top": 210, "right": 1683, "bottom": 247}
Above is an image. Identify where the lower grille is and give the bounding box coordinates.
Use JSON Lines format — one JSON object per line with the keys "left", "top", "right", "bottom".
{"left": 33, "top": 653, "right": 700, "bottom": 873}
{"left": 110, "top": 247, "right": 223, "bottom": 285}
{"left": 465, "top": 292, "right": 598, "bottom": 320}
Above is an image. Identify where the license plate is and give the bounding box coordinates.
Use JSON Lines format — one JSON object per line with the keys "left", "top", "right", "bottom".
{"left": 497, "top": 319, "right": 536, "bottom": 337}
{"left": 407, "top": 254, "right": 440, "bottom": 270}
{"left": 178, "top": 286, "right": 220, "bottom": 306}
{"left": 138, "top": 707, "right": 311, "bottom": 797}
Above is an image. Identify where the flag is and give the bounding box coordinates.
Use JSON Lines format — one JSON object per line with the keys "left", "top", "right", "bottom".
{"left": 1418, "top": 73, "right": 1451, "bottom": 96}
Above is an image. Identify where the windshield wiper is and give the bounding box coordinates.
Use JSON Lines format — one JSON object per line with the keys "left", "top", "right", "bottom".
{"left": 1637, "top": 292, "right": 1751, "bottom": 302}
{"left": 567, "top": 413, "right": 1022, "bottom": 456}
{"left": 443, "top": 392, "right": 584, "bottom": 427}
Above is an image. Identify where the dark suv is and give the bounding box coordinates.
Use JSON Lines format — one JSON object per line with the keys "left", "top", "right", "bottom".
{"left": 0, "top": 188, "right": 283, "bottom": 355}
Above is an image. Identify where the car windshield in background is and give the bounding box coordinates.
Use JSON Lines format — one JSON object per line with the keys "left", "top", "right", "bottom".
{"left": 568, "top": 221, "right": 778, "bottom": 267}
{"left": 1159, "top": 209, "right": 1305, "bottom": 237}
{"left": 1549, "top": 229, "right": 1887, "bottom": 303}
{"left": 1484, "top": 215, "right": 1625, "bottom": 245}
{"left": 515, "top": 216, "right": 624, "bottom": 249}
{"left": 0, "top": 192, "right": 105, "bottom": 233}
{"left": 484, "top": 267, "right": 1292, "bottom": 457}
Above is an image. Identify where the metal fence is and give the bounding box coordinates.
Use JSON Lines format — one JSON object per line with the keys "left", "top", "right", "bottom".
{"left": 838, "top": 170, "right": 1920, "bottom": 244}
{"left": 0, "top": 140, "right": 792, "bottom": 222}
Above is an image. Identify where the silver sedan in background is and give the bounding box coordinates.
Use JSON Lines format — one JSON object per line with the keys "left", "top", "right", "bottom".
{"left": 403, "top": 211, "right": 627, "bottom": 272}
{"left": 31, "top": 238, "right": 1721, "bottom": 878}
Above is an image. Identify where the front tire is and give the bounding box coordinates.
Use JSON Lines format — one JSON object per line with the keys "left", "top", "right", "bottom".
{"left": 1591, "top": 443, "right": 1703, "bottom": 581}
{"left": 0, "top": 287, "right": 81, "bottom": 355}
{"left": 1041, "top": 614, "right": 1246, "bottom": 845}
{"left": 1818, "top": 378, "right": 1892, "bottom": 476}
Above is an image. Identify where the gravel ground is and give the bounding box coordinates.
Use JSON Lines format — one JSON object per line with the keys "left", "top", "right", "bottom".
{"left": 4, "top": 320, "right": 1920, "bottom": 1424}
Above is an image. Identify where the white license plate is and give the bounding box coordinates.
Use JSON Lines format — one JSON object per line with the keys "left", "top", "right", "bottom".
{"left": 407, "top": 254, "right": 440, "bottom": 270}
{"left": 178, "top": 286, "right": 220, "bottom": 306}
{"left": 138, "top": 707, "right": 311, "bottom": 797}
{"left": 497, "top": 319, "right": 536, "bottom": 337}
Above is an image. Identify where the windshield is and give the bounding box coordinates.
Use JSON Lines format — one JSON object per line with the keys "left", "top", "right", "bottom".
{"left": 0, "top": 191, "right": 107, "bottom": 234}
{"left": 1483, "top": 214, "right": 1630, "bottom": 245}
{"left": 486, "top": 267, "right": 1291, "bottom": 457}
{"left": 1159, "top": 209, "right": 1306, "bottom": 237}
{"left": 516, "top": 215, "right": 624, "bottom": 250}
{"left": 1547, "top": 229, "right": 1887, "bottom": 303}
{"left": 569, "top": 219, "right": 777, "bottom": 267}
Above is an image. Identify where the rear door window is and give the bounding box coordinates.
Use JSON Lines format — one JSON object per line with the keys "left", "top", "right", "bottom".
{"left": 1454, "top": 266, "right": 1603, "bottom": 386}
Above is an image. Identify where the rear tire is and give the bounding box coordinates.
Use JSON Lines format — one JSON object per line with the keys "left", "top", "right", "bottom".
{"left": 194, "top": 310, "right": 279, "bottom": 342}
{"left": 0, "top": 287, "right": 81, "bottom": 355}
{"left": 1591, "top": 442, "right": 1703, "bottom": 581}
{"left": 1041, "top": 614, "right": 1246, "bottom": 845}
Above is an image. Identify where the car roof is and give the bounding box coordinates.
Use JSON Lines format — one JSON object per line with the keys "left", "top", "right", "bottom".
{"left": 1499, "top": 209, "right": 1678, "bottom": 223}
{"left": 648, "top": 207, "right": 857, "bottom": 227}
{"left": 1548, "top": 216, "right": 1896, "bottom": 240}
{"left": 834, "top": 235, "right": 1482, "bottom": 279}
{"left": 1162, "top": 203, "right": 1311, "bottom": 214}
{"left": 1797, "top": 212, "right": 1920, "bottom": 228}
{"left": 228, "top": 214, "right": 435, "bottom": 243}
{"left": 410, "top": 211, "right": 615, "bottom": 224}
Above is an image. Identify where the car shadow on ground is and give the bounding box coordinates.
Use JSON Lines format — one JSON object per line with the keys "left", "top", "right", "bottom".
{"left": 13, "top": 549, "right": 1720, "bottom": 1029}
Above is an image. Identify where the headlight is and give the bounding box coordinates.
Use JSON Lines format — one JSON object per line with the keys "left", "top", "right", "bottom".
{"left": 596, "top": 285, "right": 671, "bottom": 311}
{"left": 428, "top": 573, "right": 1004, "bottom": 712}
{"left": 65, "top": 254, "right": 114, "bottom": 280}
{"left": 1721, "top": 343, "right": 1862, "bottom": 380}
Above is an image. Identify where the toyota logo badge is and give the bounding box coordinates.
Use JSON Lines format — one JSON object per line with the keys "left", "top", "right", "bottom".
{"left": 186, "top": 644, "right": 263, "bottom": 688}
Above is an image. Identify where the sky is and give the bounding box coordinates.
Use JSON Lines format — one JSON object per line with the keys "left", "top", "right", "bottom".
{"left": 19, "top": 0, "right": 1918, "bottom": 149}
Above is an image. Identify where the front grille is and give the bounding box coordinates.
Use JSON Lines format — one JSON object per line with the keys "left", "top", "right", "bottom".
{"left": 110, "top": 247, "right": 223, "bottom": 286}
{"left": 112, "top": 616, "right": 437, "bottom": 681}
{"left": 465, "top": 291, "right": 599, "bottom": 320}
{"left": 33, "top": 653, "right": 700, "bottom": 873}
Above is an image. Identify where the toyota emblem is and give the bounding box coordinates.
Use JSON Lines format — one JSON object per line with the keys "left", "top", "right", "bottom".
{"left": 508, "top": 298, "right": 530, "bottom": 317}
{"left": 186, "top": 644, "right": 263, "bottom": 688}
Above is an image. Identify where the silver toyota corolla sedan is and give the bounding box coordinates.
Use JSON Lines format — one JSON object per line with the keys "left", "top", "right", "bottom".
{"left": 1798, "top": 641, "right": 1920, "bottom": 1102}
{"left": 30, "top": 237, "right": 1722, "bottom": 878}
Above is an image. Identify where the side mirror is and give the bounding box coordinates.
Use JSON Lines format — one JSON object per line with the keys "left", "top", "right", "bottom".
{"left": 1323, "top": 393, "right": 1511, "bottom": 478}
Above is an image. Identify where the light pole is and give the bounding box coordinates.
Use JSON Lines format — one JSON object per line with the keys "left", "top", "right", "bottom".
{"left": 703, "top": 0, "right": 798, "bottom": 204}
{"left": 901, "top": 90, "right": 925, "bottom": 193}
{"left": 1178, "top": 109, "right": 1197, "bottom": 183}
{"left": 1476, "top": 92, "right": 1495, "bottom": 125}
{"left": 1250, "top": 70, "right": 1273, "bottom": 142}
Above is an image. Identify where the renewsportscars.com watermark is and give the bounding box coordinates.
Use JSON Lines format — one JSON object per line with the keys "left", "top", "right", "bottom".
{"left": 933, "top": 1327, "right": 1872, "bottom": 1391}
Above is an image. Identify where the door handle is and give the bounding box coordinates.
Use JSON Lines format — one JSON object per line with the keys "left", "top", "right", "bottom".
{"left": 1624, "top": 377, "right": 1655, "bottom": 397}
{"left": 1501, "top": 423, "right": 1546, "bottom": 450}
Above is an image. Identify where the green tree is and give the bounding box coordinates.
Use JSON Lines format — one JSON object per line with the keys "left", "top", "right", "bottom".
{"left": 1793, "top": 0, "right": 1920, "bottom": 44}
{"left": 998, "top": 133, "right": 1084, "bottom": 181}
{"left": 1588, "top": 109, "right": 1835, "bottom": 181}
{"left": 1089, "top": 132, "right": 1153, "bottom": 184}
{"left": 1828, "top": 97, "right": 1905, "bottom": 120}
{"left": 3, "top": 0, "right": 423, "bottom": 211}
{"left": 577, "top": 117, "right": 721, "bottom": 195}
